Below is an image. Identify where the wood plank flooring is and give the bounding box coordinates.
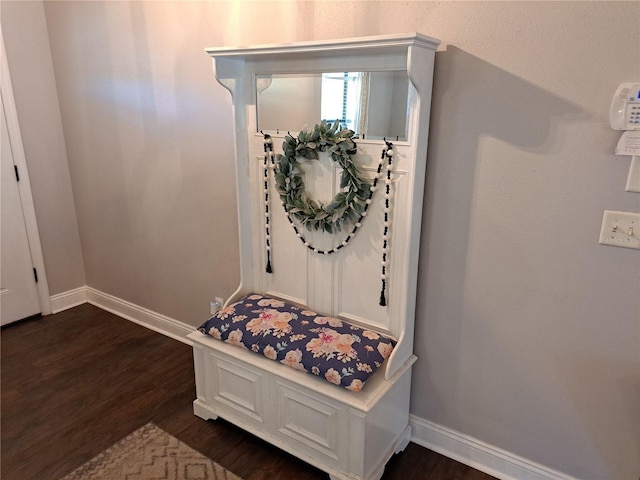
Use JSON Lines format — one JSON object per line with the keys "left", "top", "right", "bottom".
{"left": 1, "top": 304, "right": 496, "bottom": 480}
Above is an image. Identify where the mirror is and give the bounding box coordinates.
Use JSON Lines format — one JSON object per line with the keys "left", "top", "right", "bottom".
{"left": 256, "top": 71, "right": 411, "bottom": 141}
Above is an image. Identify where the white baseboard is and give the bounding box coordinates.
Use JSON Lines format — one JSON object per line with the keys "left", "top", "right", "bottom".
{"left": 49, "top": 286, "right": 194, "bottom": 345}
{"left": 50, "top": 286, "right": 88, "bottom": 313}
{"left": 85, "top": 287, "right": 193, "bottom": 345}
{"left": 409, "top": 415, "right": 576, "bottom": 480}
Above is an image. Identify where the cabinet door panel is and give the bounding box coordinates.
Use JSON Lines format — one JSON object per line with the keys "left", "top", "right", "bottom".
{"left": 275, "top": 381, "right": 347, "bottom": 469}
{"left": 211, "top": 354, "right": 265, "bottom": 425}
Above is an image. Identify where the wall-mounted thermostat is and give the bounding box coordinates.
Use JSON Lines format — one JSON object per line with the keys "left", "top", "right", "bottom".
{"left": 610, "top": 82, "right": 640, "bottom": 131}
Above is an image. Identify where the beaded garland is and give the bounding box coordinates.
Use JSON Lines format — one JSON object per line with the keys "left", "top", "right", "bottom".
{"left": 261, "top": 130, "right": 395, "bottom": 307}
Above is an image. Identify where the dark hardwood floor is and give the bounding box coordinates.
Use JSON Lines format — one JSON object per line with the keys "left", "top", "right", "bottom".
{"left": 1, "top": 304, "right": 495, "bottom": 480}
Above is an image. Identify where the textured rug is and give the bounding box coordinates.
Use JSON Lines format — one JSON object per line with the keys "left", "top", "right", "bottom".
{"left": 60, "top": 423, "right": 241, "bottom": 480}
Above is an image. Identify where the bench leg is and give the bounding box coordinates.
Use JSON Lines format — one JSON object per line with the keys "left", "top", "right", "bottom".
{"left": 193, "top": 399, "right": 219, "bottom": 421}
{"left": 394, "top": 425, "right": 412, "bottom": 454}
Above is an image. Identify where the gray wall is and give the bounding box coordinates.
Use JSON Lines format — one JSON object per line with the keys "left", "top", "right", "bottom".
{"left": 2, "top": 1, "right": 86, "bottom": 295}
{"left": 3, "top": 1, "right": 639, "bottom": 479}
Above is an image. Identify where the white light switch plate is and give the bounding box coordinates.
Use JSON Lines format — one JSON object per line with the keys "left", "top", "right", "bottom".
{"left": 599, "top": 210, "right": 640, "bottom": 250}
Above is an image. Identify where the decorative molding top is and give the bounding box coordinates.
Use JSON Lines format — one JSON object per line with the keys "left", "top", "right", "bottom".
{"left": 205, "top": 33, "right": 440, "bottom": 59}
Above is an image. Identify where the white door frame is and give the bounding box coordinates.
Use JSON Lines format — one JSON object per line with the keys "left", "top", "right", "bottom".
{"left": 1, "top": 28, "right": 52, "bottom": 315}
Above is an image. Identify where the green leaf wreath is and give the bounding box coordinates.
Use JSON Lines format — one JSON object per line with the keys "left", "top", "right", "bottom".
{"left": 274, "top": 120, "right": 372, "bottom": 234}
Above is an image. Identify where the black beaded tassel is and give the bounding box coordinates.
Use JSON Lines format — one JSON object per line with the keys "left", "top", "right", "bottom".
{"left": 263, "top": 132, "right": 274, "bottom": 274}
{"left": 379, "top": 140, "right": 394, "bottom": 307}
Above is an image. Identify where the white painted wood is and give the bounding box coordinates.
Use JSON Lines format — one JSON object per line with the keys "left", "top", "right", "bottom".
{"left": 47, "top": 286, "right": 195, "bottom": 345}
{"left": 205, "top": 33, "right": 439, "bottom": 59}
{"left": 86, "top": 287, "right": 194, "bottom": 344}
{"left": 1, "top": 96, "right": 40, "bottom": 324}
{"left": 193, "top": 33, "right": 439, "bottom": 480}
{"left": 50, "top": 286, "right": 88, "bottom": 313}
{"left": 189, "top": 330, "right": 415, "bottom": 480}
{"left": 410, "top": 416, "right": 579, "bottom": 480}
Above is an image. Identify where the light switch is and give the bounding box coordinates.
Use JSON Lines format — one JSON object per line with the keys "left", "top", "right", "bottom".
{"left": 599, "top": 210, "right": 640, "bottom": 250}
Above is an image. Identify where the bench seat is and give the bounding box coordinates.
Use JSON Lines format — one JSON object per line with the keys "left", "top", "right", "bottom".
{"left": 197, "top": 293, "right": 396, "bottom": 392}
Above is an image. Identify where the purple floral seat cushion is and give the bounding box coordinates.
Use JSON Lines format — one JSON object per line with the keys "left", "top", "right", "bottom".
{"left": 197, "top": 293, "right": 396, "bottom": 392}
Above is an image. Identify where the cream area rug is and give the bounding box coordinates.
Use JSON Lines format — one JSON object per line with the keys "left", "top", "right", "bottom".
{"left": 61, "top": 423, "right": 241, "bottom": 480}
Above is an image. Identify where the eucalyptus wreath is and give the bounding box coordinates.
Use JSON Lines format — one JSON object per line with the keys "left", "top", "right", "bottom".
{"left": 274, "top": 120, "right": 371, "bottom": 233}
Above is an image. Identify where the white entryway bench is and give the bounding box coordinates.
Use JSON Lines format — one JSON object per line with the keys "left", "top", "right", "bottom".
{"left": 188, "top": 33, "right": 439, "bottom": 480}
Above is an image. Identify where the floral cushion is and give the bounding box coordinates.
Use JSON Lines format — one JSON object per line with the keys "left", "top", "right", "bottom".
{"left": 197, "top": 293, "right": 396, "bottom": 392}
